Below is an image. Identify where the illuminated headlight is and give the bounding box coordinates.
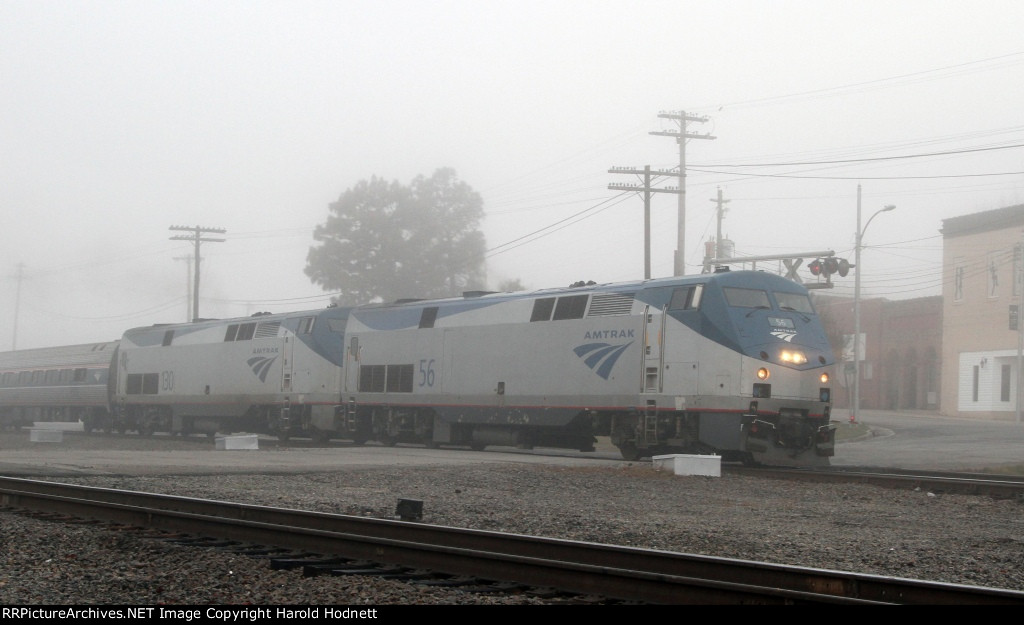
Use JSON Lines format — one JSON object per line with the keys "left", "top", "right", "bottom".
{"left": 820, "top": 372, "right": 830, "bottom": 384}
{"left": 779, "top": 349, "right": 808, "bottom": 365}
{"left": 756, "top": 367, "right": 770, "bottom": 380}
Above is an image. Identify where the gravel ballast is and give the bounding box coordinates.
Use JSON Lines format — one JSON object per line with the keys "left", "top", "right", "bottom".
{"left": 1, "top": 432, "right": 1023, "bottom": 604}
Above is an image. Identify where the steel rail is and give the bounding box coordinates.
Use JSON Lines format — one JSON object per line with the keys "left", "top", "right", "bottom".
{"left": 3, "top": 477, "right": 1024, "bottom": 605}
{"left": 731, "top": 466, "right": 1024, "bottom": 499}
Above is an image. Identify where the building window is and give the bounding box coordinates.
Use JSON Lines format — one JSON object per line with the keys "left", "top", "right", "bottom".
{"left": 1015, "top": 244, "right": 1022, "bottom": 298}
{"left": 988, "top": 252, "right": 1000, "bottom": 298}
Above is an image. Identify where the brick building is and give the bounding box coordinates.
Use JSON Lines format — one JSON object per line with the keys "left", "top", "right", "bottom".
{"left": 813, "top": 293, "right": 942, "bottom": 415}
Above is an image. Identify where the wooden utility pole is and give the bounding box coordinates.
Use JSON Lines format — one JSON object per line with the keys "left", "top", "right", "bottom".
{"left": 711, "top": 186, "right": 730, "bottom": 259}
{"left": 169, "top": 225, "right": 226, "bottom": 322}
{"left": 608, "top": 166, "right": 682, "bottom": 279}
{"left": 650, "top": 111, "right": 715, "bottom": 276}
{"left": 173, "top": 255, "right": 194, "bottom": 323}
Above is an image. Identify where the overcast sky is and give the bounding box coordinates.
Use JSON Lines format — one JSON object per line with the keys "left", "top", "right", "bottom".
{"left": 3, "top": 0, "right": 1023, "bottom": 350}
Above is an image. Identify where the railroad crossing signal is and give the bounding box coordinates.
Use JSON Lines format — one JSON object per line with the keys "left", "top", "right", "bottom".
{"left": 808, "top": 257, "right": 851, "bottom": 278}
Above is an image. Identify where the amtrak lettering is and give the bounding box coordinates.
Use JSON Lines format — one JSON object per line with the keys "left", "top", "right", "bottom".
{"left": 582, "top": 329, "right": 635, "bottom": 340}
{"left": 252, "top": 347, "right": 279, "bottom": 354}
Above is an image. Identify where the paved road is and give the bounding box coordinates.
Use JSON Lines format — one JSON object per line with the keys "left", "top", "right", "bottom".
{"left": 833, "top": 409, "right": 1024, "bottom": 471}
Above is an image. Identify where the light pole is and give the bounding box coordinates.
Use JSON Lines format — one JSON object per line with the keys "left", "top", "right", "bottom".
{"left": 853, "top": 183, "right": 895, "bottom": 423}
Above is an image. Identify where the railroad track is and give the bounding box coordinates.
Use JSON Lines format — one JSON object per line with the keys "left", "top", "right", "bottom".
{"left": 2, "top": 476, "right": 1023, "bottom": 605}
{"left": 729, "top": 465, "right": 1024, "bottom": 499}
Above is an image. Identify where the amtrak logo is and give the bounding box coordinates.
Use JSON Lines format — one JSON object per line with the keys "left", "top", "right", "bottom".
{"left": 771, "top": 331, "right": 797, "bottom": 342}
{"left": 247, "top": 355, "right": 278, "bottom": 382}
{"left": 574, "top": 342, "right": 633, "bottom": 380}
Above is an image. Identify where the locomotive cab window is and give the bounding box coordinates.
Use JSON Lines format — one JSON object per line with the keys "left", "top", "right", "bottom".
{"left": 419, "top": 307, "right": 439, "bottom": 329}
{"left": 724, "top": 287, "right": 771, "bottom": 309}
{"left": 773, "top": 291, "right": 815, "bottom": 314}
{"left": 669, "top": 285, "right": 704, "bottom": 310}
{"left": 297, "top": 316, "right": 315, "bottom": 334}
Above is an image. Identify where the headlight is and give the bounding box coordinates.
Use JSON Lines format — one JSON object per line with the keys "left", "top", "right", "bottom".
{"left": 820, "top": 372, "right": 830, "bottom": 384}
{"left": 757, "top": 367, "right": 770, "bottom": 380}
{"left": 779, "top": 349, "right": 807, "bottom": 365}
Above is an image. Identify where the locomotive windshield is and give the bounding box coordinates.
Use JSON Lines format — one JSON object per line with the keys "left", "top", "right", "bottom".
{"left": 773, "top": 291, "right": 815, "bottom": 314}
{"left": 723, "top": 287, "right": 771, "bottom": 309}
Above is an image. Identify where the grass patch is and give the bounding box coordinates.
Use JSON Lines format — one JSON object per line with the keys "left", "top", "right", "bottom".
{"left": 833, "top": 420, "right": 870, "bottom": 442}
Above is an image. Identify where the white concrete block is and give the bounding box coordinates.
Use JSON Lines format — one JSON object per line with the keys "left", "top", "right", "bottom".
{"left": 215, "top": 434, "right": 259, "bottom": 450}
{"left": 32, "top": 421, "right": 84, "bottom": 431}
{"left": 30, "top": 429, "right": 64, "bottom": 443}
{"left": 652, "top": 453, "right": 721, "bottom": 477}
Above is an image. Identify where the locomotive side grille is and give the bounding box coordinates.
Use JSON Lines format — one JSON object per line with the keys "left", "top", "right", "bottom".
{"left": 255, "top": 322, "right": 282, "bottom": 338}
{"left": 587, "top": 293, "right": 635, "bottom": 317}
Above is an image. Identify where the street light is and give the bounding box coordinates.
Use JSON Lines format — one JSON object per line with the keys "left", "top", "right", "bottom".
{"left": 853, "top": 183, "right": 895, "bottom": 423}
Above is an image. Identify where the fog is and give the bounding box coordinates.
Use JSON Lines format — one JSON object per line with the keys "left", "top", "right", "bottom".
{"left": 3, "top": 0, "right": 1023, "bottom": 349}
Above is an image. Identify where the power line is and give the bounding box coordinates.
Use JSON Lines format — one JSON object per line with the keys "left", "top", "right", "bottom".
{"left": 693, "top": 142, "right": 1024, "bottom": 168}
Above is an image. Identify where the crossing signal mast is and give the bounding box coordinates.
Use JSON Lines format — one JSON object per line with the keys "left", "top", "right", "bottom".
{"left": 709, "top": 250, "right": 851, "bottom": 289}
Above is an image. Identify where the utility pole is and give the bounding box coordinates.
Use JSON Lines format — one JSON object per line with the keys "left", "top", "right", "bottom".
{"left": 11, "top": 263, "right": 24, "bottom": 350}
{"left": 608, "top": 166, "right": 683, "bottom": 279}
{"left": 173, "top": 255, "right": 194, "bottom": 323}
{"left": 650, "top": 110, "right": 715, "bottom": 276}
{"left": 169, "top": 225, "right": 226, "bottom": 322}
{"left": 712, "top": 186, "right": 730, "bottom": 260}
